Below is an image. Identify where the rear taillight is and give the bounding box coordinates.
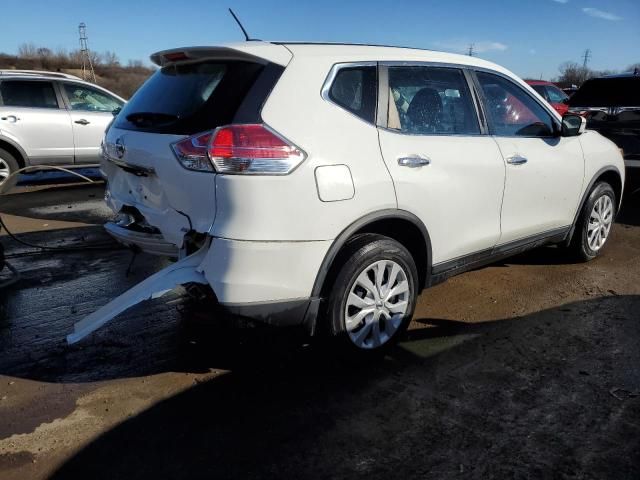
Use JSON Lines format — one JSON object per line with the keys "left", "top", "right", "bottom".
{"left": 172, "top": 124, "right": 305, "bottom": 175}
{"left": 171, "top": 132, "right": 215, "bottom": 172}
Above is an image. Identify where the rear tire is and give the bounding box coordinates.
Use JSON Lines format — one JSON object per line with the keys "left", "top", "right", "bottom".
{"left": 567, "top": 181, "right": 616, "bottom": 261}
{"left": 325, "top": 234, "right": 418, "bottom": 356}
{"left": 0, "top": 148, "right": 19, "bottom": 192}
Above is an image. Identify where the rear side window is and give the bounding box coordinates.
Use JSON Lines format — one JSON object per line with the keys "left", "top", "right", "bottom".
{"left": 387, "top": 66, "right": 480, "bottom": 135}
{"left": 569, "top": 77, "right": 640, "bottom": 107}
{"left": 328, "top": 66, "right": 377, "bottom": 123}
{"left": 0, "top": 80, "right": 58, "bottom": 109}
{"left": 114, "top": 61, "right": 264, "bottom": 134}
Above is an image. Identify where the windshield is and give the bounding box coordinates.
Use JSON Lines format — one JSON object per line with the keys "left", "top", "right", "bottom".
{"left": 114, "top": 60, "right": 263, "bottom": 134}
{"left": 570, "top": 77, "right": 640, "bottom": 107}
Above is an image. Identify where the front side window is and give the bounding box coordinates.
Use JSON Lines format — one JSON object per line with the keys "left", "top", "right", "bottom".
{"left": 328, "top": 66, "right": 377, "bottom": 123}
{"left": 0, "top": 80, "right": 58, "bottom": 109}
{"left": 63, "top": 83, "right": 123, "bottom": 112}
{"left": 477, "top": 72, "right": 555, "bottom": 137}
{"left": 545, "top": 85, "right": 569, "bottom": 104}
{"left": 387, "top": 66, "right": 480, "bottom": 135}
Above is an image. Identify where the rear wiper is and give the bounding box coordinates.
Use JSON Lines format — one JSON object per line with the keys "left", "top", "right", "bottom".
{"left": 125, "top": 112, "right": 179, "bottom": 127}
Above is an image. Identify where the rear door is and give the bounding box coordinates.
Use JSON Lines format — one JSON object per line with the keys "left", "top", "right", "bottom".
{"left": 60, "top": 81, "right": 124, "bottom": 164}
{"left": 376, "top": 64, "right": 505, "bottom": 266}
{"left": 0, "top": 79, "right": 73, "bottom": 164}
{"left": 474, "top": 71, "right": 584, "bottom": 244}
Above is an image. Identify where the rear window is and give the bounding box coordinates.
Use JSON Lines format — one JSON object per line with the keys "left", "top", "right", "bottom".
{"left": 114, "top": 61, "right": 264, "bottom": 134}
{"left": 570, "top": 77, "right": 640, "bottom": 107}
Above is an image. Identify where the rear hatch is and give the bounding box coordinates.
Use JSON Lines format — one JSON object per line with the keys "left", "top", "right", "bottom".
{"left": 103, "top": 44, "right": 290, "bottom": 248}
{"left": 569, "top": 76, "right": 640, "bottom": 162}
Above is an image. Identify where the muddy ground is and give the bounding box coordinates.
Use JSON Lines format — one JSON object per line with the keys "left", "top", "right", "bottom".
{"left": 0, "top": 179, "right": 639, "bottom": 479}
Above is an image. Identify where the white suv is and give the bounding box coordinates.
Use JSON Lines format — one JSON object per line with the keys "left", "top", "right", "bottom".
{"left": 69, "top": 42, "right": 625, "bottom": 352}
{"left": 0, "top": 70, "right": 124, "bottom": 187}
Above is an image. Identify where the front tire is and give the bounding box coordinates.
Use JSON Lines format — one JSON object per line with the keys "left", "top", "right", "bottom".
{"left": 568, "top": 181, "right": 616, "bottom": 261}
{"left": 325, "top": 234, "right": 418, "bottom": 355}
{"left": 0, "top": 148, "right": 19, "bottom": 192}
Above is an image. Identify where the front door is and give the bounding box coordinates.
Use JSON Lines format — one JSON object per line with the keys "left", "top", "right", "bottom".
{"left": 61, "top": 82, "right": 124, "bottom": 164}
{"left": 475, "top": 71, "right": 584, "bottom": 244}
{"left": 377, "top": 65, "right": 506, "bottom": 266}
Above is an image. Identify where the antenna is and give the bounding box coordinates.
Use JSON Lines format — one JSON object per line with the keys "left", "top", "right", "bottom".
{"left": 228, "top": 8, "right": 254, "bottom": 41}
{"left": 78, "top": 23, "right": 96, "bottom": 83}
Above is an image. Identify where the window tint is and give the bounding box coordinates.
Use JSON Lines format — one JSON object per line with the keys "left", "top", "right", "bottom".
{"left": 114, "top": 61, "right": 264, "bottom": 134}
{"left": 531, "top": 85, "right": 548, "bottom": 100}
{"left": 387, "top": 67, "right": 480, "bottom": 135}
{"left": 328, "top": 66, "right": 377, "bottom": 123}
{"left": 0, "top": 80, "right": 58, "bottom": 109}
{"left": 545, "top": 85, "right": 568, "bottom": 104}
{"left": 569, "top": 77, "right": 640, "bottom": 107}
{"left": 477, "top": 72, "right": 555, "bottom": 137}
{"left": 63, "top": 83, "right": 122, "bottom": 112}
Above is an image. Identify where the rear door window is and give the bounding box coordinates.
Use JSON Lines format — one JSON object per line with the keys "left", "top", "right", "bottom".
{"left": 386, "top": 66, "right": 480, "bottom": 135}
{"left": 0, "top": 80, "right": 59, "bottom": 109}
{"left": 114, "top": 61, "right": 264, "bottom": 134}
{"left": 328, "top": 66, "right": 377, "bottom": 123}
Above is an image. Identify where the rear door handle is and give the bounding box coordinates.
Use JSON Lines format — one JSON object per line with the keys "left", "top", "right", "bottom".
{"left": 74, "top": 119, "right": 90, "bottom": 125}
{"left": 506, "top": 155, "right": 528, "bottom": 165}
{"left": 398, "top": 156, "right": 431, "bottom": 168}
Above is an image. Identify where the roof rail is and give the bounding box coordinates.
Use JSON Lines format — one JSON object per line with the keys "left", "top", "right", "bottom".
{"left": 0, "top": 69, "right": 82, "bottom": 80}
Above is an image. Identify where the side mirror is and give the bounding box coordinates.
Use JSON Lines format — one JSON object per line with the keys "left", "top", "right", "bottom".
{"left": 561, "top": 114, "right": 586, "bottom": 137}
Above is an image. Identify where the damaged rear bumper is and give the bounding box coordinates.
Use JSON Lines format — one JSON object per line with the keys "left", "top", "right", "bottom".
{"left": 67, "top": 236, "right": 331, "bottom": 343}
{"left": 105, "top": 221, "right": 179, "bottom": 257}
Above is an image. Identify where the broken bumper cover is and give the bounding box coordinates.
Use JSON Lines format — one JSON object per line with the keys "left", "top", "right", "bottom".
{"left": 67, "top": 237, "right": 331, "bottom": 344}
{"left": 104, "top": 222, "right": 179, "bottom": 257}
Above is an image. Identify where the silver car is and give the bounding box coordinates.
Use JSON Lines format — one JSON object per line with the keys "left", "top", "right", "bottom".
{"left": 0, "top": 70, "right": 125, "bottom": 187}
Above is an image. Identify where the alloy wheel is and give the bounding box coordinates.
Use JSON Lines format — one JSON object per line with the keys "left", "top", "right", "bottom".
{"left": 587, "top": 194, "right": 613, "bottom": 251}
{"left": 344, "top": 259, "right": 410, "bottom": 349}
{"left": 0, "top": 157, "right": 10, "bottom": 185}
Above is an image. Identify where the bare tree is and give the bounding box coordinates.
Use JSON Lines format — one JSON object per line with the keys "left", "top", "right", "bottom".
{"left": 102, "top": 51, "right": 120, "bottom": 66}
{"left": 557, "top": 61, "right": 593, "bottom": 86}
{"left": 17, "top": 43, "right": 38, "bottom": 58}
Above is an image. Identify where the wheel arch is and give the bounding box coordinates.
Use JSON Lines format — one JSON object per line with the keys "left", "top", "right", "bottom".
{"left": 311, "top": 209, "right": 433, "bottom": 300}
{"left": 0, "top": 137, "right": 27, "bottom": 168}
{"left": 565, "top": 166, "right": 623, "bottom": 246}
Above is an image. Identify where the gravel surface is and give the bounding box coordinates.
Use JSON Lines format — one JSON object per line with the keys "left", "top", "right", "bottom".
{"left": 0, "top": 181, "right": 638, "bottom": 479}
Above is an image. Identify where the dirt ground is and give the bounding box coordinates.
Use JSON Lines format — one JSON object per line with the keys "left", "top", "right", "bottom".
{"left": 0, "top": 179, "right": 639, "bottom": 479}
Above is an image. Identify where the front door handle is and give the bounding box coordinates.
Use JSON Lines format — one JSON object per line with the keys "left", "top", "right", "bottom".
{"left": 506, "top": 155, "right": 528, "bottom": 165}
{"left": 74, "top": 119, "right": 91, "bottom": 125}
{"left": 1, "top": 115, "right": 19, "bottom": 122}
{"left": 398, "top": 156, "right": 431, "bottom": 168}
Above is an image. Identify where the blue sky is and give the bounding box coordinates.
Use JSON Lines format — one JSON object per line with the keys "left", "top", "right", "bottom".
{"left": 2, "top": 0, "right": 638, "bottom": 79}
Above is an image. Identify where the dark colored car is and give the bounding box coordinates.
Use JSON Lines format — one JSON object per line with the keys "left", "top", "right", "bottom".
{"left": 568, "top": 73, "right": 640, "bottom": 180}
{"left": 526, "top": 80, "right": 570, "bottom": 115}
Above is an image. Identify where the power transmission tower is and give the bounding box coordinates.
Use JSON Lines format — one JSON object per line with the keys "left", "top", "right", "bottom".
{"left": 582, "top": 48, "right": 591, "bottom": 69}
{"left": 467, "top": 43, "right": 475, "bottom": 57}
{"left": 78, "top": 23, "right": 96, "bottom": 83}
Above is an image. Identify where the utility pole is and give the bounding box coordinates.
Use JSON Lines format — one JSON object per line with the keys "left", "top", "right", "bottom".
{"left": 467, "top": 43, "right": 475, "bottom": 57}
{"left": 78, "top": 23, "right": 96, "bottom": 83}
{"left": 582, "top": 48, "right": 591, "bottom": 69}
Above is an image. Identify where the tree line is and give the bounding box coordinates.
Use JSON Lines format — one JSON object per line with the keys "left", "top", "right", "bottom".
{"left": 0, "top": 43, "right": 155, "bottom": 98}
{"left": 555, "top": 61, "right": 640, "bottom": 87}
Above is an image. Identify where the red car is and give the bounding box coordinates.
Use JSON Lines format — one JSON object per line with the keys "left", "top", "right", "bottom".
{"left": 526, "top": 80, "right": 570, "bottom": 115}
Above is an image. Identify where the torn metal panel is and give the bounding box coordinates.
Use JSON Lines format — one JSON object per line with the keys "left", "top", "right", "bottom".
{"left": 67, "top": 246, "right": 209, "bottom": 344}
